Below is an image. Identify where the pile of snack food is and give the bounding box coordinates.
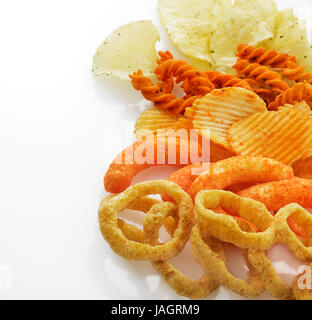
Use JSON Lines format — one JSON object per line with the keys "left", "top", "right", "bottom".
{"left": 94, "top": 0, "right": 312, "bottom": 300}
{"left": 99, "top": 142, "right": 312, "bottom": 300}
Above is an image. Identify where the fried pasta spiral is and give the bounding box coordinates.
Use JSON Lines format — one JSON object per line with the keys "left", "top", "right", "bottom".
{"left": 236, "top": 44, "right": 296, "bottom": 69}
{"left": 268, "top": 82, "right": 312, "bottom": 110}
{"left": 233, "top": 59, "right": 289, "bottom": 95}
{"left": 283, "top": 62, "right": 312, "bottom": 84}
{"left": 130, "top": 70, "right": 201, "bottom": 114}
{"left": 205, "top": 71, "right": 252, "bottom": 90}
{"left": 154, "top": 54, "right": 215, "bottom": 96}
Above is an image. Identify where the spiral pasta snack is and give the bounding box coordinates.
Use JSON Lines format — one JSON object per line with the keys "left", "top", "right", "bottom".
{"left": 130, "top": 70, "right": 201, "bottom": 114}
{"left": 268, "top": 82, "right": 312, "bottom": 110}
{"left": 154, "top": 56, "right": 215, "bottom": 96}
{"left": 236, "top": 44, "right": 296, "bottom": 69}
{"left": 233, "top": 59, "right": 289, "bottom": 95}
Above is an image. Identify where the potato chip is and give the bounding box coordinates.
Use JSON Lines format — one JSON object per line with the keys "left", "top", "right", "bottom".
{"left": 209, "top": 0, "right": 277, "bottom": 68}
{"left": 158, "top": 0, "right": 213, "bottom": 64}
{"left": 262, "top": 8, "right": 312, "bottom": 73}
{"left": 92, "top": 21, "right": 159, "bottom": 80}
{"left": 185, "top": 87, "right": 267, "bottom": 149}
{"left": 134, "top": 107, "right": 179, "bottom": 140}
{"left": 279, "top": 101, "right": 312, "bottom": 119}
{"left": 228, "top": 108, "right": 312, "bottom": 165}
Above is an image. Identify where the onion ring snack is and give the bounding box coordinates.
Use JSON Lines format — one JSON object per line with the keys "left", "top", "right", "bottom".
{"left": 194, "top": 191, "right": 275, "bottom": 250}
{"left": 247, "top": 249, "right": 295, "bottom": 300}
{"left": 275, "top": 204, "right": 312, "bottom": 262}
{"left": 189, "top": 157, "right": 294, "bottom": 198}
{"left": 191, "top": 225, "right": 264, "bottom": 297}
{"left": 98, "top": 180, "right": 193, "bottom": 261}
{"left": 143, "top": 203, "right": 219, "bottom": 299}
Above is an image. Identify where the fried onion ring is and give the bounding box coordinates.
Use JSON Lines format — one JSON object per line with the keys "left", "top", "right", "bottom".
{"left": 143, "top": 203, "right": 219, "bottom": 299}
{"left": 191, "top": 225, "right": 264, "bottom": 298}
{"left": 247, "top": 249, "right": 295, "bottom": 300}
{"left": 275, "top": 204, "right": 312, "bottom": 262}
{"left": 194, "top": 191, "right": 275, "bottom": 250}
{"left": 98, "top": 180, "right": 193, "bottom": 261}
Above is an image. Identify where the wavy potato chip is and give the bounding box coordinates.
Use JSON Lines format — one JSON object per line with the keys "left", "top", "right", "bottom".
{"left": 134, "top": 107, "right": 179, "bottom": 140}
{"left": 229, "top": 109, "right": 312, "bottom": 165}
{"left": 158, "top": 0, "right": 213, "bottom": 65}
{"left": 279, "top": 101, "right": 312, "bottom": 119}
{"left": 92, "top": 20, "right": 159, "bottom": 80}
{"left": 185, "top": 87, "right": 267, "bottom": 149}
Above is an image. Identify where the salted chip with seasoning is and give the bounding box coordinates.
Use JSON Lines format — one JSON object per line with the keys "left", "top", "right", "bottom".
{"left": 228, "top": 108, "right": 312, "bottom": 166}
{"left": 262, "top": 8, "right": 312, "bottom": 73}
{"left": 92, "top": 20, "right": 159, "bottom": 80}
{"left": 209, "top": 0, "right": 277, "bottom": 68}
{"left": 158, "top": 0, "right": 214, "bottom": 67}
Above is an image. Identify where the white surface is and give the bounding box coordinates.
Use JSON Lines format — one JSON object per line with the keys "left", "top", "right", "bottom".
{"left": 0, "top": 0, "right": 311, "bottom": 300}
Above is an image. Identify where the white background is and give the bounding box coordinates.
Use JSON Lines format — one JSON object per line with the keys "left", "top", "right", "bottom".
{"left": 0, "top": 0, "right": 311, "bottom": 300}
